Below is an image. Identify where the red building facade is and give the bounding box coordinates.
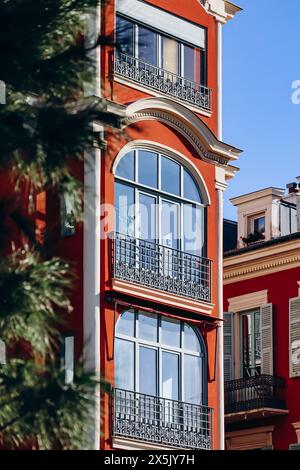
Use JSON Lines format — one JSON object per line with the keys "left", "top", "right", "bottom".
{"left": 51, "top": 0, "right": 242, "bottom": 450}
{"left": 223, "top": 184, "right": 300, "bottom": 450}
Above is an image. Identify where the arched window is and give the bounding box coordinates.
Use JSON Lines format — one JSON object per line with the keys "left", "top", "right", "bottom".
{"left": 115, "top": 310, "right": 207, "bottom": 405}
{"left": 115, "top": 149, "right": 206, "bottom": 256}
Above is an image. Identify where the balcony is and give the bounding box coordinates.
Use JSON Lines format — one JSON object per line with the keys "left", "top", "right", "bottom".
{"left": 114, "top": 52, "right": 212, "bottom": 112}
{"left": 225, "top": 375, "right": 288, "bottom": 423}
{"left": 111, "top": 232, "right": 212, "bottom": 303}
{"left": 112, "top": 388, "right": 213, "bottom": 450}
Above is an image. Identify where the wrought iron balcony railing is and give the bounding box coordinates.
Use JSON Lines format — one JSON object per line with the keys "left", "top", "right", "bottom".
{"left": 112, "top": 388, "right": 213, "bottom": 450}
{"left": 225, "top": 375, "right": 286, "bottom": 415}
{"left": 111, "top": 232, "right": 212, "bottom": 303}
{"left": 114, "top": 52, "right": 212, "bottom": 111}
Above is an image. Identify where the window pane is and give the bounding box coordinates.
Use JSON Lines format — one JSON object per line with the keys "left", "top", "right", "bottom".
{"left": 139, "top": 193, "right": 156, "bottom": 242}
{"left": 115, "top": 182, "right": 135, "bottom": 236}
{"left": 183, "top": 204, "right": 203, "bottom": 256}
{"left": 184, "top": 324, "right": 200, "bottom": 352}
{"left": 115, "top": 338, "right": 134, "bottom": 390}
{"left": 184, "top": 355, "right": 202, "bottom": 404}
{"left": 254, "top": 216, "right": 265, "bottom": 234}
{"left": 183, "top": 169, "right": 201, "bottom": 203}
{"left": 138, "top": 312, "right": 158, "bottom": 342}
{"left": 161, "top": 156, "right": 180, "bottom": 195}
{"left": 116, "top": 15, "right": 134, "bottom": 56}
{"left": 161, "top": 317, "right": 180, "bottom": 348}
{"left": 138, "top": 26, "right": 157, "bottom": 65}
{"left": 139, "top": 347, "right": 157, "bottom": 396}
{"left": 138, "top": 150, "right": 158, "bottom": 188}
{"left": 162, "top": 352, "right": 179, "bottom": 400}
{"left": 117, "top": 310, "right": 135, "bottom": 337}
{"left": 162, "top": 36, "right": 179, "bottom": 74}
{"left": 242, "top": 314, "right": 252, "bottom": 376}
{"left": 161, "top": 200, "right": 179, "bottom": 250}
{"left": 183, "top": 44, "right": 195, "bottom": 81}
{"left": 115, "top": 151, "right": 135, "bottom": 181}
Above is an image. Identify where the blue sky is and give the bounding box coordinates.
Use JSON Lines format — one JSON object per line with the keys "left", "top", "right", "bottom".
{"left": 223, "top": 0, "right": 300, "bottom": 220}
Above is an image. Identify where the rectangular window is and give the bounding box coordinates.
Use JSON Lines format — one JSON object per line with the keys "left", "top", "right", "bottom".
{"left": 116, "top": 15, "right": 206, "bottom": 85}
{"left": 254, "top": 216, "right": 265, "bottom": 234}
{"left": 61, "top": 335, "right": 74, "bottom": 384}
{"left": 162, "top": 36, "right": 179, "bottom": 74}
{"left": 115, "top": 338, "right": 135, "bottom": 390}
{"left": 138, "top": 25, "right": 158, "bottom": 66}
{"left": 240, "top": 310, "right": 261, "bottom": 378}
{"left": 61, "top": 193, "right": 76, "bottom": 237}
{"left": 116, "top": 15, "right": 134, "bottom": 56}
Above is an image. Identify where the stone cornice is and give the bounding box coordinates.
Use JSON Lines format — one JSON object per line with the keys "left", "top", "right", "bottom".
{"left": 224, "top": 238, "right": 300, "bottom": 284}
{"left": 198, "top": 0, "right": 242, "bottom": 23}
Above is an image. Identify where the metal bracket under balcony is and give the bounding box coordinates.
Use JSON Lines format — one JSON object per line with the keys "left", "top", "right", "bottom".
{"left": 114, "top": 52, "right": 212, "bottom": 112}
{"left": 225, "top": 375, "right": 288, "bottom": 423}
{"left": 111, "top": 233, "right": 212, "bottom": 303}
{"left": 112, "top": 388, "right": 213, "bottom": 450}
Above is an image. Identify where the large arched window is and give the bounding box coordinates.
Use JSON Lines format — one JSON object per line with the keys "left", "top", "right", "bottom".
{"left": 115, "top": 310, "right": 207, "bottom": 405}
{"left": 115, "top": 149, "right": 206, "bottom": 256}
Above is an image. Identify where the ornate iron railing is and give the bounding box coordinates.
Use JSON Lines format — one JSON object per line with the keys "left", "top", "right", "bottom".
{"left": 225, "top": 375, "right": 286, "bottom": 415}
{"left": 112, "top": 388, "right": 213, "bottom": 450}
{"left": 111, "top": 232, "right": 212, "bottom": 303}
{"left": 114, "top": 52, "right": 212, "bottom": 111}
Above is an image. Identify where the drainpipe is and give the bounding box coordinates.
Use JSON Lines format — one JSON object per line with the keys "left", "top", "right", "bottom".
{"left": 83, "top": 6, "right": 101, "bottom": 450}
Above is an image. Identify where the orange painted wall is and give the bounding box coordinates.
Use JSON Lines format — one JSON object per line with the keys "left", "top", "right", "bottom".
{"left": 100, "top": 118, "right": 220, "bottom": 449}
{"left": 101, "top": 0, "right": 218, "bottom": 135}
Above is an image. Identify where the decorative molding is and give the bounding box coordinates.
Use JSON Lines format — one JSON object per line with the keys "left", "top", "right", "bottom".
{"left": 224, "top": 253, "right": 300, "bottom": 284}
{"left": 228, "top": 290, "right": 268, "bottom": 312}
{"left": 111, "top": 279, "right": 215, "bottom": 316}
{"left": 224, "top": 238, "right": 300, "bottom": 284}
{"left": 127, "top": 111, "right": 230, "bottom": 166}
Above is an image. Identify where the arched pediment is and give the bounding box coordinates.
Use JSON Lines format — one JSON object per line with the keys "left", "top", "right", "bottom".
{"left": 125, "top": 97, "right": 242, "bottom": 168}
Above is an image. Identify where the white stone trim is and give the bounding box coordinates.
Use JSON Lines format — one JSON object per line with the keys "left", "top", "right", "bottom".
{"left": 116, "top": 0, "right": 206, "bottom": 48}
{"left": 228, "top": 290, "right": 268, "bottom": 313}
{"left": 125, "top": 97, "right": 242, "bottom": 166}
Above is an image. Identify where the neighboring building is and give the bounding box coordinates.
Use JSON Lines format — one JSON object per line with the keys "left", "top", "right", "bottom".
{"left": 223, "top": 180, "right": 300, "bottom": 450}
{"left": 53, "top": 0, "right": 243, "bottom": 450}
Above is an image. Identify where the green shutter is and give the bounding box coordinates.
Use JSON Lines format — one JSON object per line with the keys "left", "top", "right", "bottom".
{"left": 224, "top": 312, "right": 234, "bottom": 382}
{"left": 289, "top": 297, "right": 300, "bottom": 378}
{"left": 260, "top": 304, "right": 274, "bottom": 375}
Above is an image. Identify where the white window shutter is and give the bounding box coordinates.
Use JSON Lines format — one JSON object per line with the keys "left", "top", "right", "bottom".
{"left": 260, "top": 304, "right": 274, "bottom": 375}
{"left": 289, "top": 297, "right": 300, "bottom": 378}
{"left": 224, "top": 312, "right": 234, "bottom": 382}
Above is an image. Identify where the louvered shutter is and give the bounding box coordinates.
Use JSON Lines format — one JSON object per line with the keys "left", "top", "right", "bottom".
{"left": 224, "top": 312, "right": 234, "bottom": 382}
{"left": 260, "top": 304, "right": 274, "bottom": 375}
{"left": 289, "top": 297, "right": 300, "bottom": 378}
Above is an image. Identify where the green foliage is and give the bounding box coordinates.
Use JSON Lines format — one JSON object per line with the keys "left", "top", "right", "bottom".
{"left": 0, "top": 359, "right": 110, "bottom": 450}
{"left": 0, "top": 249, "right": 73, "bottom": 356}
{"left": 0, "top": 0, "right": 118, "bottom": 449}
